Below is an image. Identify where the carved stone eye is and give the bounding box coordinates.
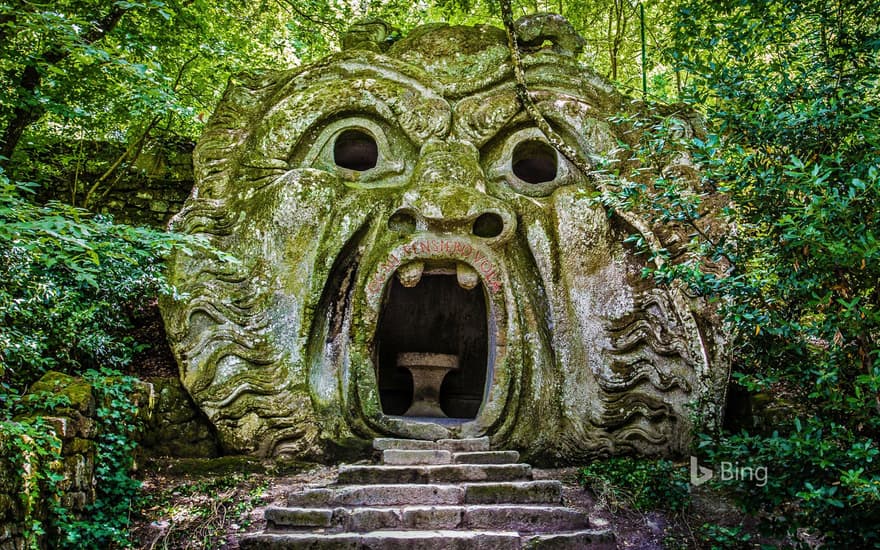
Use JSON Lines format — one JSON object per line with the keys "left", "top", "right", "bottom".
{"left": 512, "top": 140, "right": 557, "bottom": 184}
{"left": 334, "top": 129, "right": 378, "bottom": 171}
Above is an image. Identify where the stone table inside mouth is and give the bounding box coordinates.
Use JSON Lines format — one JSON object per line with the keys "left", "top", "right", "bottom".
{"left": 397, "top": 352, "right": 459, "bottom": 418}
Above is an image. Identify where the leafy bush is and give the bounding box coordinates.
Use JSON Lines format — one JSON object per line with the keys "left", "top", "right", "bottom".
{"left": 696, "top": 421, "right": 880, "bottom": 545}
{"left": 694, "top": 523, "right": 754, "bottom": 550}
{"left": 1, "top": 371, "right": 145, "bottom": 549}
{"left": 578, "top": 457, "right": 691, "bottom": 513}
{"left": 592, "top": 0, "right": 879, "bottom": 544}
{"left": 0, "top": 170, "right": 213, "bottom": 546}
{"left": 55, "top": 370, "right": 144, "bottom": 549}
{"left": 0, "top": 416, "right": 66, "bottom": 547}
{"left": 596, "top": 0, "right": 880, "bottom": 546}
{"left": 0, "top": 173, "right": 201, "bottom": 387}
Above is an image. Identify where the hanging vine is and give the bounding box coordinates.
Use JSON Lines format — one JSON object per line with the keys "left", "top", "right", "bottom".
{"left": 498, "top": 0, "right": 669, "bottom": 269}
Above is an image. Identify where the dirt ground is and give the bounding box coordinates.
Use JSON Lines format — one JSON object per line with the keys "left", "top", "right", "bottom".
{"left": 130, "top": 460, "right": 337, "bottom": 549}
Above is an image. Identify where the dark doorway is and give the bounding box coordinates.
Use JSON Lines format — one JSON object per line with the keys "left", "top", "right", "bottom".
{"left": 375, "top": 273, "right": 488, "bottom": 419}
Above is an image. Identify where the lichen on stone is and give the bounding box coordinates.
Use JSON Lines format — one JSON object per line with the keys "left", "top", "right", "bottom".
{"left": 160, "top": 15, "right": 729, "bottom": 461}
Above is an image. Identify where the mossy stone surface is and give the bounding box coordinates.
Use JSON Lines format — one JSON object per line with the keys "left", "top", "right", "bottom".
{"left": 160, "top": 15, "right": 729, "bottom": 462}
{"left": 29, "top": 371, "right": 95, "bottom": 416}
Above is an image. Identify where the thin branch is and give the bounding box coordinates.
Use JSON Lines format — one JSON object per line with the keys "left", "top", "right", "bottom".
{"left": 499, "top": 0, "right": 670, "bottom": 269}
{"left": 276, "top": 0, "right": 341, "bottom": 37}
{"left": 82, "top": 116, "right": 159, "bottom": 208}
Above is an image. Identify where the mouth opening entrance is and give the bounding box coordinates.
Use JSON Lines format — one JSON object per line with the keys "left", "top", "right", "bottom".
{"left": 375, "top": 268, "right": 489, "bottom": 420}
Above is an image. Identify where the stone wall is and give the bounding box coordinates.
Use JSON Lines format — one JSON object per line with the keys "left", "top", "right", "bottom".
{"left": 97, "top": 146, "right": 194, "bottom": 227}
{"left": 22, "top": 140, "right": 195, "bottom": 229}
{"left": 0, "top": 371, "right": 219, "bottom": 548}
{"left": 0, "top": 372, "right": 139, "bottom": 549}
{"left": 140, "top": 377, "right": 220, "bottom": 458}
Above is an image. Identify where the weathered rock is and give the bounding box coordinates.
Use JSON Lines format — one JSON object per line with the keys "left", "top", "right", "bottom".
{"left": 373, "top": 438, "right": 439, "bottom": 451}
{"left": 266, "top": 507, "right": 333, "bottom": 529}
{"left": 241, "top": 530, "right": 523, "bottom": 550}
{"left": 383, "top": 449, "right": 452, "bottom": 465}
{"left": 401, "top": 506, "right": 463, "bottom": 529}
{"left": 463, "top": 481, "right": 562, "bottom": 505}
{"left": 454, "top": 451, "right": 520, "bottom": 464}
{"left": 29, "top": 371, "right": 95, "bottom": 417}
{"left": 160, "top": 14, "right": 730, "bottom": 461}
{"left": 463, "top": 505, "right": 589, "bottom": 532}
{"left": 140, "top": 377, "right": 220, "bottom": 458}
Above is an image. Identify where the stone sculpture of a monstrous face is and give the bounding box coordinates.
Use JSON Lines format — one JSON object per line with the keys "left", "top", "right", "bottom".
{"left": 160, "top": 16, "right": 729, "bottom": 460}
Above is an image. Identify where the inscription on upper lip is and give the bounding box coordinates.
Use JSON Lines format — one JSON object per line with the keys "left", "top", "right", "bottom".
{"left": 367, "top": 237, "right": 503, "bottom": 299}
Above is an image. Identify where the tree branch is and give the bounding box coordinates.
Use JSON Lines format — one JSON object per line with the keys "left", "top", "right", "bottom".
{"left": 82, "top": 53, "right": 199, "bottom": 209}
{"left": 276, "top": 0, "right": 341, "bottom": 37}
{"left": 499, "top": 0, "right": 670, "bottom": 269}
{"left": 0, "top": 5, "right": 128, "bottom": 163}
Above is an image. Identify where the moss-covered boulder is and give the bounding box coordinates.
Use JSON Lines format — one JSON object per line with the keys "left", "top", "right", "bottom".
{"left": 140, "top": 377, "right": 220, "bottom": 458}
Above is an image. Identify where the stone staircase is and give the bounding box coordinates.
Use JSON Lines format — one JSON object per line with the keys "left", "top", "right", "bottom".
{"left": 240, "top": 437, "right": 615, "bottom": 549}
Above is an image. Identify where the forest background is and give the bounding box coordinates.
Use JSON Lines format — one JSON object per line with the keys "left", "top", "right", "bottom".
{"left": 0, "top": 0, "right": 878, "bottom": 547}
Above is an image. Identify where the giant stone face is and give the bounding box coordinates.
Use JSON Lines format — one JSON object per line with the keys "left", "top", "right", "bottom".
{"left": 160, "top": 16, "right": 729, "bottom": 460}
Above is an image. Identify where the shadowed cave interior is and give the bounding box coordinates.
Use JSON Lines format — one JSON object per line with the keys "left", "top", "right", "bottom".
{"left": 375, "top": 273, "right": 489, "bottom": 420}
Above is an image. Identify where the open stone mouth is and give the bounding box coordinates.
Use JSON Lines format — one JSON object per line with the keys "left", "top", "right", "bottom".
{"left": 374, "top": 260, "right": 490, "bottom": 421}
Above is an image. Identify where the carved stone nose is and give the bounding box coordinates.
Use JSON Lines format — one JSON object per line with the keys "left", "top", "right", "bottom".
{"left": 394, "top": 140, "right": 516, "bottom": 243}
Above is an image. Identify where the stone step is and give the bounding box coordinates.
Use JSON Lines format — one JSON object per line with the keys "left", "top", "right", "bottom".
{"left": 373, "top": 437, "right": 490, "bottom": 453}
{"left": 242, "top": 529, "right": 616, "bottom": 549}
{"left": 381, "top": 449, "right": 520, "bottom": 466}
{"left": 265, "top": 504, "right": 590, "bottom": 533}
{"left": 241, "top": 530, "right": 522, "bottom": 550}
{"left": 463, "top": 505, "right": 589, "bottom": 533}
{"left": 288, "top": 484, "right": 464, "bottom": 507}
{"left": 287, "top": 480, "right": 562, "bottom": 507}
{"left": 463, "top": 481, "right": 562, "bottom": 505}
{"left": 382, "top": 449, "right": 452, "bottom": 465}
{"left": 522, "top": 529, "right": 617, "bottom": 549}
{"left": 337, "top": 463, "right": 532, "bottom": 485}
{"left": 265, "top": 507, "right": 333, "bottom": 529}
{"left": 454, "top": 450, "right": 520, "bottom": 464}
{"left": 245, "top": 439, "right": 612, "bottom": 548}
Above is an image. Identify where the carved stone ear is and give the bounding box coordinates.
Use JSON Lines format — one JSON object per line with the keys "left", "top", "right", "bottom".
{"left": 514, "top": 13, "right": 586, "bottom": 57}
{"left": 342, "top": 19, "right": 400, "bottom": 53}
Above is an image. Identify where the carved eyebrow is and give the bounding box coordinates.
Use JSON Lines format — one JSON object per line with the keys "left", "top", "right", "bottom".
{"left": 325, "top": 59, "right": 453, "bottom": 143}
{"left": 451, "top": 89, "right": 524, "bottom": 148}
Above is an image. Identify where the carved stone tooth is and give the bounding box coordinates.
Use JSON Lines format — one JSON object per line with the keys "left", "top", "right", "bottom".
{"left": 397, "top": 261, "right": 424, "bottom": 288}
{"left": 456, "top": 262, "right": 479, "bottom": 290}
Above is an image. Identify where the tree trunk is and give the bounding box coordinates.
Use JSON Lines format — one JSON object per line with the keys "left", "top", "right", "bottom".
{"left": 0, "top": 6, "right": 127, "bottom": 164}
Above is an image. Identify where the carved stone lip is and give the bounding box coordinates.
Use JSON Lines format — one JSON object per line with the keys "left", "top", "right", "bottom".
{"left": 365, "top": 235, "right": 505, "bottom": 306}
{"left": 359, "top": 234, "right": 509, "bottom": 440}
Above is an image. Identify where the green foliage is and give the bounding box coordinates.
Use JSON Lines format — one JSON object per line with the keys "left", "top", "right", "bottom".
{"left": 0, "top": 371, "right": 144, "bottom": 549}
{"left": 0, "top": 166, "right": 216, "bottom": 545}
{"left": 55, "top": 370, "right": 143, "bottom": 549}
{"left": 0, "top": 172, "right": 204, "bottom": 385}
{"left": 694, "top": 523, "right": 755, "bottom": 550}
{"left": 595, "top": 0, "right": 880, "bottom": 545}
{"left": 0, "top": 417, "right": 64, "bottom": 548}
{"left": 1, "top": 0, "right": 678, "bottom": 202}
{"left": 578, "top": 457, "right": 691, "bottom": 513}
{"left": 696, "top": 421, "right": 880, "bottom": 545}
